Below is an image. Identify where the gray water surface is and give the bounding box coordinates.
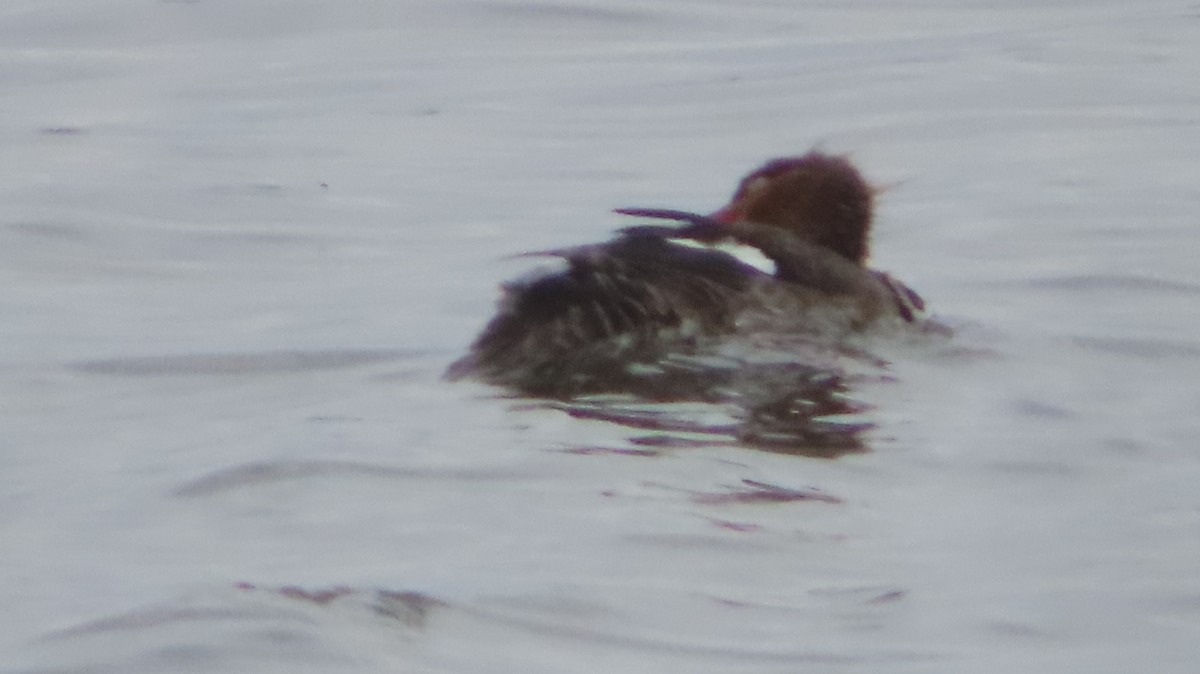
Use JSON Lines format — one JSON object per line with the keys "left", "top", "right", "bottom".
{"left": 4, "top": 1, "right": 1200, "bottom": 672}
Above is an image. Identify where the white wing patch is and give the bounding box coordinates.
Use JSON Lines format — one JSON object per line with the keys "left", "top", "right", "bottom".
{"left": 669, "top": 238, "right": 777, "bottom": 275}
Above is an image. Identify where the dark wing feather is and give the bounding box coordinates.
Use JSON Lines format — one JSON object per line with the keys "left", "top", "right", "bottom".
{"left": 447, "top": 235, "right": 765, "bottom": 394}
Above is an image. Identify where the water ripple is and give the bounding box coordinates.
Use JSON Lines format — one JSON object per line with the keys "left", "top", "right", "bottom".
{"left": 1020, "top": 273, "right": 1200, "bottom": 296}
{"left": 1072, "top": 335, "right": 1200, "bottom": 359}
{"left": 72, "top": 348, "right": 416, "bottom": 377}
{"left": 173, "top": 460, "right": 537, "bottom": 497}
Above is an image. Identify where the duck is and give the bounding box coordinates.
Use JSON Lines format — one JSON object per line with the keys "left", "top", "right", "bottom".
{"left": 446, "top": 151, "right": 927, "bottom": 397}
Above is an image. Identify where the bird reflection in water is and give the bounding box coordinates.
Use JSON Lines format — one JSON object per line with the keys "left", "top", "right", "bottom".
{"left": 508, "top": 345, "right": 886, "bottom": 459}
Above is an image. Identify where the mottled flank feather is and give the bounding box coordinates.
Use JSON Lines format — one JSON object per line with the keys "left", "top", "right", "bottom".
{"left": 446, "top": 234, "right": 767, "bottom": 395}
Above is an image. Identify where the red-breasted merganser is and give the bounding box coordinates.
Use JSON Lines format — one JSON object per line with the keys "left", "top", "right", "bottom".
{"left": 447, "top": 152, "right": 927, "bottom": 397}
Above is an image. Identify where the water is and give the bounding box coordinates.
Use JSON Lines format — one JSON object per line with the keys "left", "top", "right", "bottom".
{"left": 4, "top": 1, "right": 1200, "bottom": 672}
